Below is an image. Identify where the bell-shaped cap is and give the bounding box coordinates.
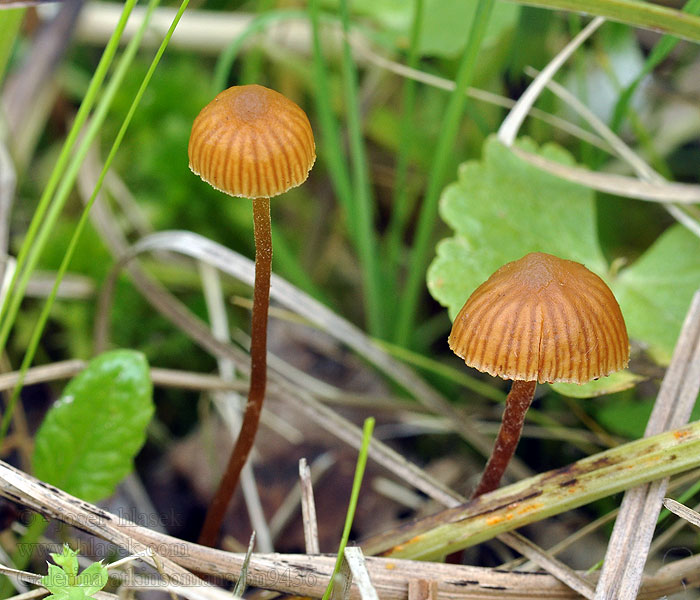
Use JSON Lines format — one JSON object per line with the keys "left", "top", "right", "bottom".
{"left": 449, "top": 252, "right": 629, "bottom": 384}
{"left": 188, "top": 84, "right": 315, "bottom": 199}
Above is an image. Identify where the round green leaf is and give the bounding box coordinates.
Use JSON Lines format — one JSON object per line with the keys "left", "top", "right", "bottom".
{"left": 428, "top": 135, "right": 700, "bottom": 367}
{"left": 32, "top": 350, "right": 153, "bottom": 502}
{"left": 614, "top": 224, "right": 700, "bottom": 365}
{"left": 427, "top": 135, "right": 608, "bottom": 320}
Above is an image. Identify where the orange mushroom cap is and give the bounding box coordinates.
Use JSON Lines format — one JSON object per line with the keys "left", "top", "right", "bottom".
{"left": 188, "top": 85, "right": 316, "bottom": 199}
{"left": 449, "top": 252, "right": 629, "bottom": 384}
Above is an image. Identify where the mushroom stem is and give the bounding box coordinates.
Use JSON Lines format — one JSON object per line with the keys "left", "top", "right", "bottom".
{"left": 471, "top": 379, "right": 537, "bottom": 498}
{"left": 198, "top": 196, "right": 272, "bottom": 547}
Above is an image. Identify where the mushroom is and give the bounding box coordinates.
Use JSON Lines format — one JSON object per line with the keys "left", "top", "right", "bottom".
{"left": 449, "top": 252, "right": 629, "bottom": 498}
{"left": 188, "top": 84, "right": 315, "bottom": 545}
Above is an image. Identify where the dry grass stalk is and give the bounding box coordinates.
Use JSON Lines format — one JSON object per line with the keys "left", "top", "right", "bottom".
{"left": 492, "top": 12, "right": 700, "bottom": 594}
{"left": 0, "top": 462, "right": 227, "bottom": 600}
{"left": 299, "top": 458, "right": 320, "bottom": 555}
{"left": 105, "top": 228, "right": 523, "bottom": 475}
{"left": 407, "top": 579, "right": 437, "bottom": 600}
{"left": 341, "top": 547, "right": 378, "bottom": 600}
{"left": 662, "top": 497, "right": 700, "bottom": 529}
{"left": 594, "top": 292, "right": 700, "bottom": 599}
{"left": 2, "top": 452, "right": 700, "bottom": 598}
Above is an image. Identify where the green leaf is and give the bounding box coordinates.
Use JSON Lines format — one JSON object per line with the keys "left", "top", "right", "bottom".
{"left": 66, "top": 589, "right": 87, "bottom": 600}
{"left": 417, "top": 0, "right": 520, "bottom": 58}
{"left": 335, "top": 0, "right": 519, "bottom": 57}
{"left": 41, "top": 548, "right": 108, "bottom": 600}
{"left": 596, "top": 399, "right": 653, "bottom": 439}
{"left": 427, "top": 135, "right": 607, "bottom": 322}
{"left": 614, "top": 224, "right": 700, "bottom": 364}
{"left": 75, "top": 562, "right": 108, "bottom": 596}
{"left": 551, "top": 370, "right": 644, "bottom": 399}
{"left": 428, "top": 135, "right": 700, "bottom": 378}
{"left": 32, "top": 350, "right": 153, "bottom": 502}
{"left": 50, "top": 545, "right": 79, "bottom": 578}
{"left": 42, "top": 565, "right": 70, "bottom": 595}
{"left": 506, "top": 0, "right": 700, "bottom": 44}
{"left": 597, "top": 397, "right": 700, "bottom": 439}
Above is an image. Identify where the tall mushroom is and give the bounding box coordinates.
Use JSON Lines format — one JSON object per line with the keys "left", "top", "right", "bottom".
{"left": 449, "top": 252, "right": 629, "bottom": 498}
{"left": 188, "top": 84, "right": 315, "bottom": 545}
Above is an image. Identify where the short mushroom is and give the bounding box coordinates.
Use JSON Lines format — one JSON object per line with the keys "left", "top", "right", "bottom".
{"left": 449, "top": 252, "right": 629, "bottom": 498}
{"left": 189, "top": 84, "right": 315, "bottom": 545}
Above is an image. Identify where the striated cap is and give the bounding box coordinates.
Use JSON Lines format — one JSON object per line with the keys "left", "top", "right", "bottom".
{"left": 188, "top": 84, "right": 315, "bottom": 199}
{"left": 449, "top": 252, "right": 629, "bottom": 384}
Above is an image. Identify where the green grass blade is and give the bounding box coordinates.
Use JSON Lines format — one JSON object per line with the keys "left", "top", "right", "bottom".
{"left": 307, "top": 1, "right": 359, "bottom": 265}
{"left": 375, "top": 339, "right": 506, "bottom": 402}
{"left": 658, "top": 477, "right": 700, "bottom": 525}
{"left": 512, "top": 0, "right": 700, "bottom": 42}
{"left": 610, "top": 0, "right": 700, "bottom": 131}
{"left": 232, "top": 532, "right": 257, "bottom": 597}
{"left": 374, "top": 339, "right": 595, "bottom": 453}
{"left": 0, "top": 0, "right": 139, "bottom": 354}
{"left": 338, "top": 0, "right": 384, "bottom": 338}
{"left": 211, "top": 9, "right": 338, "bottom": 309}
{"left": 210, "top": 8, "right": 356, "bottom": 313}
{"left": 212, "top": 9, "right": 305, "bottom": 94}
{"left": 0, "top": 0, "right": 177, "bottom": 440}
{"left": 363, "top": 419, "right": 700, "bottom": 559}
{"left": 385, "top": 0, "right": 424, "bottom": 297}
{"left": 567, "top": 15, "right": 595, "bottom": 165}
{"left": 308, "top": 0, "right": 355, "bottom": 229}
{"left": 270, "top": 221, "right": 332, "bottom": 305}
{"left": 394, "top": 0, "right": 495, "bottom": 346}
{"left": 322, "top": 417, "right": 375, "bottom": 600}
{"left": 239, "top": 0, "right": 275, "bottom": 85}
{"left": 0, "top": 8, "right": 24, "bottom": 84}
{"left": 307, "top": 0, "right": 392, "bottom": 336}
{"left": 0, "top": 514, "right": 47, "bottom": 595}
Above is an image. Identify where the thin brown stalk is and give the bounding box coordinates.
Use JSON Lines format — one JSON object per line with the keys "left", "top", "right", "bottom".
{"left": 198, "top": 197, "right": 272, "bottom": 547}
{"left": 471, "top": 380, "right": 537, "bottom": 498}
